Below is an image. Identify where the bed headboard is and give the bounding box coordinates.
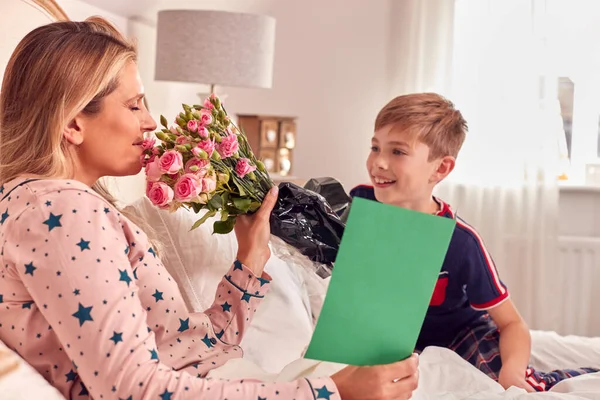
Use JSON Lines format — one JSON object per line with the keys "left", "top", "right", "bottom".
{"left": 0, "top": 0, "right": 69, "bottom": 83}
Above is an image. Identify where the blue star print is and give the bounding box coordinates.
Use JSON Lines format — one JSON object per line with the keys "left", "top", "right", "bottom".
{"left": 65, "top": 369, "right": 77, "bottom": 382}
{"left": 152, "top": 289, "right": 164, "bottom": 302}
{"left": 72, "top": 303, "right": 93, "bottom": 326}
{"left": 215, "top": 329, "right": 224, "bottom": 339}
{"left": 241, "top": 292, "right": 251, "bottom": 303}
{"left": 221, "top": 302, "right": 231, "bottom": 312}
{"left": 201, "top": 334, "right": 214, "bottom": 348}
{"left": 0, "top": 209, "right": 8, "bottom": 225}
{"left": 45, "top": 201, "right": 52, "bottom": 207}
{"left": 257, "top": 277, "right": 270, "bottom": 287}
{"left": 148, "top": 247, "right": 157, "bottom": 258}
{"left": 22, "top": 301, "right": 33, "bottom": 309}
{"left": 315, "top": 386, "right": 335, "bottom": 400}
{"left": 159, "top": 389, "right": 173, "bottom": 400}
{"left": 76, "top": 238, "right": 90, "bottom": 251}
{"left": 78, "top": 382, "right": 89, "bottom": 396}
{"left": 109, "top": 331, "right": 123, "bottom": 345}
{"left": 119, "top": 269, "right": 132, "bottom": 287}
{"left": 43, "top": 212, "right": 62, "bottom": 231}
{"left": 24, "top": 262, "right": 36, "bottom": 276}
{"left": 177, "top": 318, "right": 190, "bottom": 332}
{"left": 149, "top": 348, "right": 159, "bottom": 361}
{"left": 0, "top": 294, "right": 3, "bottom": 303}
{"left": 233, "top": 260, "right": 244, "bottom": 271}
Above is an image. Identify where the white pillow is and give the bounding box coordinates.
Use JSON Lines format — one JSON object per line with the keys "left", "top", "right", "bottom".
{"left": 124, "top": 197, "right": 318, "bottom": 373}
{"left": 0, "top": 340, "right": 65, "bottom": 400}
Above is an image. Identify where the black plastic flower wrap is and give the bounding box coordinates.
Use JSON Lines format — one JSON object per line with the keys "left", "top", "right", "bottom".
{"left": 269, "top": 180, "right": 347, "bottom": 277}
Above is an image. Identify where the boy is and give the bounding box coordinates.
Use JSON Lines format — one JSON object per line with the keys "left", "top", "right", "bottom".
{"left": 350, "top": 93, "right": 598, "bottom": 392}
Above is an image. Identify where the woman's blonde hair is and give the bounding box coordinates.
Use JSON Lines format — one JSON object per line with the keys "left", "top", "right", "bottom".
{"left": 0, "top": 16, "right": 160, "bottom": 251}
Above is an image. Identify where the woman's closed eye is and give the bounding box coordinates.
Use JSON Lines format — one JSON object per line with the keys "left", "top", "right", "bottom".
{"left": 370, "top": 145, "right": 380, "bottom": 153}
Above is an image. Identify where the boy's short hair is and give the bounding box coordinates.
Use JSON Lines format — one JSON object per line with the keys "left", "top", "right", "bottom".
{"left": 375, "top": 93, "right": 468, "bottom": 160}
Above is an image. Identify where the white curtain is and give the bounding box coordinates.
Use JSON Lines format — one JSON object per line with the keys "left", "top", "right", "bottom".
{"left": 390, "top": 0, "right": 564, "bottom": 332}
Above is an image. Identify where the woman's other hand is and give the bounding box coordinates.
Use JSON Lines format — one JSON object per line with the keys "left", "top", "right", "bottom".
{"left": 331, "top": 354, "right": 419, "bottom": 400}
{"left": 234, "top": 186, "right": 279, "bottom": 276}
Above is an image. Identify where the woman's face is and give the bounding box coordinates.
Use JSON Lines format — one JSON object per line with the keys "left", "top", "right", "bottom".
{"left": 69, "top": 62, "right": 157, "bottom": 185}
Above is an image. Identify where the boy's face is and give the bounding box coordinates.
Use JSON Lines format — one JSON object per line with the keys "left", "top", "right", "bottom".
{"left": 367, "top": 125, "right": 453, "bottom": 209}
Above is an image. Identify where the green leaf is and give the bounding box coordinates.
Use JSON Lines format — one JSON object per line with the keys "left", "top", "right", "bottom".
{"left": 208, "top": 194, "right": 223, "bottom": 210}
{"left": 249, "top": 201, "right": 261, "bottom": 212}
{"left": 213, "top": 217, "right": 236, "bottom": 234}
{"left": 160, "top": 115, "right": 168, "bottom": 128}
{"left": 232, "top": 197, "right": 252, "bottom": 213}
{"left": 190, "top": 210, "right": 217, "bottom": 231}
{"left": 182, "top": 103, "right": 192, "bottom": 113}
{"left": 232, "top": 178, "right": 247, "bottom": 197}
{"left": 191, "top": 203, "right": 204, "bottom": 213}
{"left": 220, "top": 209, "right": 229, "bottom": 221}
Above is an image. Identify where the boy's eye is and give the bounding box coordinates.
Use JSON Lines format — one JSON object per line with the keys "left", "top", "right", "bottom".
{"left": 130, "top": 106, "right": 141, "bottom": 111}
{"left": 370, "top": 146, "right": 379, "bottom": 152}
{"left": 393, "top": 149, "right": 405, "bottom": 156}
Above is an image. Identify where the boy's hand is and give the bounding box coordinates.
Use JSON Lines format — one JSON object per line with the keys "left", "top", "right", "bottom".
{"left": 498, "top": 368, "right": 535, "bottom": 393}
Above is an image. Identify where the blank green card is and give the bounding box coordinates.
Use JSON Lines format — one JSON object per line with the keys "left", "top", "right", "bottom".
{"left": 304, "top": 197, "right": 456, "bottom": 366}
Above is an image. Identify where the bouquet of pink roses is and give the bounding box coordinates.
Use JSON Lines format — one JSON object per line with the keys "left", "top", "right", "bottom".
{"left": 142, "top": 94, "right": 345, "bottom": 267}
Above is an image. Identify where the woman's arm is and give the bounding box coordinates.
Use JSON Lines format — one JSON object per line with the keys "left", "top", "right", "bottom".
{"left": 7, "top": 189, "right": 337, "bottom": 400}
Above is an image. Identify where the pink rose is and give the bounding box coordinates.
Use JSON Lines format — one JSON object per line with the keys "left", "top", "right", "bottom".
{"left": 145, "top": 159, "right": 163, "bottom": 182}
{"left": 185, "top": 158, "right": 209, "bottom": 176}
{"left": 187, "top": 119, "right": 199, "bottom": 133}
{"left": 142, "top": 137, "right": 156, "bottom": 151}
{"left": 147, "top": 182, "right": 174, "bottom": 209}
{"left": 198, "top": 126, "right": 209, "bottom": 139}
{"left": 158, "top": 150, "right": 184, "bottom": 174}
{"left": 196, "top": 139, "right": 215, "bottom": 157}
{"left": 217, "top": 134, "right": 239, "bottom": 158}
{"left": 235, "top": 158, "right": 257, "bottom": 178}
{"left": 200, "top": 109, "right": 213, "bottom": 126}
{"left": 175, "top": 136, "right": 189, "bottom": 145}
{"left": 173, "top": 173, "right": 202, "bottom": 202}
{"left": 203, "top": 97, "right": 214, "bottom": 110}
{"left": 202, "top": 176, "right": 217, "bottom": 193}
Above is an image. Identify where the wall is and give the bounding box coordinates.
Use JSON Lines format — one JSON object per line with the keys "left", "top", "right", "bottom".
{"left": 126, "top": 0, "right": 392, "bottom": 204}
{"left": 58, "top": 0, "right": 128, "bottom": 31}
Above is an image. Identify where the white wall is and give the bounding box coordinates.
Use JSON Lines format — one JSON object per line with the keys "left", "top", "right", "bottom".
{"left": 58, "top": 0, "right": 127, "bottom": 32}
{"left": 126, "top": 0, "right": 392, "bottom": 204}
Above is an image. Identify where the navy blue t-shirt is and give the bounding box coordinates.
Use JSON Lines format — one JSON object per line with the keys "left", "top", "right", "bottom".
{"left": 349, "top": 185, "right": 509, "bottom": 349}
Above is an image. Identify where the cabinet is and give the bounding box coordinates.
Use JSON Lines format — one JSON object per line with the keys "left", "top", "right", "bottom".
{"left": 236, "top": 115, "right": 297, "bottom": 177}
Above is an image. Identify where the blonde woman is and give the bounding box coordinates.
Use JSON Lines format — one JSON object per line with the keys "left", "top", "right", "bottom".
{"left": 0, "top": 17, "right": 418, "bottom": 400}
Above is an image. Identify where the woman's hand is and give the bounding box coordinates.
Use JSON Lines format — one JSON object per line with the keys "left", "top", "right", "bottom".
{"left": 234, "top": 186, "right": 279, "bottom": 276}
{"left": 331, "top": 354, "right": 419, "bottom": 400}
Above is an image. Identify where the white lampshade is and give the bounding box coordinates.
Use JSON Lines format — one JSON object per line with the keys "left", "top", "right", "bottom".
{"left": 155, "top": 10, "right": 276, "bottom": 89}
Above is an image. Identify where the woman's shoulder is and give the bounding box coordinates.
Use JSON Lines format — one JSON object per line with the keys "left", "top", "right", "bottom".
{"left": 0, "top": 178, "right": 120, "bottom": 228}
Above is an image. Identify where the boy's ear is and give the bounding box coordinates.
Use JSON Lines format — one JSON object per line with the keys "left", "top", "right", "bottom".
{"left": 430, "top": 156, "right": 455, "bottom": 184}
{"left": 62, "top": 116, "right": 84, "bottom": 146}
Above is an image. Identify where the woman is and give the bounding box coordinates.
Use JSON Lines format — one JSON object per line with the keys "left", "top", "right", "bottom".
{"left": 0, "top": 17, "right": 418, "bottom": 400}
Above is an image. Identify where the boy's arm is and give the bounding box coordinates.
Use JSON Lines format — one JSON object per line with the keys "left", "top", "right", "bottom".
{"left": 487, "top": 300, "right": 534, "bottom": 392}
{"left": 461, "top": 233, "right": 533, "bottom": 391}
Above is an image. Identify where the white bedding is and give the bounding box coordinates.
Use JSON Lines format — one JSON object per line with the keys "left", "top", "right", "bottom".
{"left": 208, "top": 342, "right": 600, "bottom": 399}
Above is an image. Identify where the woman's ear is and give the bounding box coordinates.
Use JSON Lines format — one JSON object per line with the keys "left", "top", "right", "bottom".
{"left": 430, "top": 156, "right": 456, "bottom": 184}
{"left": 62, "top": 117, "right": 84, "bottom": 146}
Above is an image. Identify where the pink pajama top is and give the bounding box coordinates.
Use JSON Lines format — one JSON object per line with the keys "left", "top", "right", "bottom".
{"left": 0, "top": 178, "right": 340, "bottom": 400}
